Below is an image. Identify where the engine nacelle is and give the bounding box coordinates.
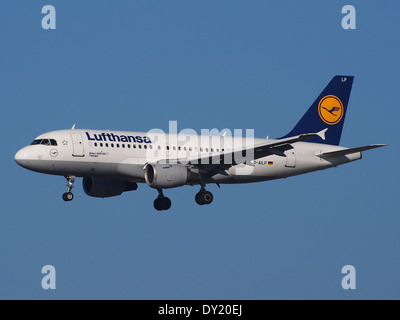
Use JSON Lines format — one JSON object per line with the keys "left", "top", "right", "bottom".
{"left": 144, "top": 163, "right": 200, "bottom": 189}
{"left": 83, "top": 177, "right": 138, "bottom": 198}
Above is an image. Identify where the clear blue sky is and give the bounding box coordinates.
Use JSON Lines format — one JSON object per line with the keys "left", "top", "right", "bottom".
{"left": 0, "top": 1, "right": 398, "bottom": 299}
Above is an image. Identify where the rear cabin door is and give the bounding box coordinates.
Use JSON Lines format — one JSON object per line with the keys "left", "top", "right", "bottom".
{"left": 284, "top": 148, "right": 296, "bottom": 168}
{"left": 71, "top": 133, "right": 85, "bottom": 157}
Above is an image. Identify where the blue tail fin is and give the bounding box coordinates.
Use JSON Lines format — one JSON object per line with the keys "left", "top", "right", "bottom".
{"left": 281, "top": 75, "right": 354, "bottom": 145}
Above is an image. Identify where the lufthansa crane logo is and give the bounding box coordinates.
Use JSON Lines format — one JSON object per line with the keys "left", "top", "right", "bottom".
{"left": 50, "top": 149, "right": 59, "bottom": 157}
{"left": 318, "top": 95, "right": 344, "bottom": 125}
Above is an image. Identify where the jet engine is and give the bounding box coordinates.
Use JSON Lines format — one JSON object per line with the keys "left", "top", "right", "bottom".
{"left": 83, "top": 177, "right": 138, "bottom": 198}
{"left": 144, "top": 163, "right": 200, "bottom": 189}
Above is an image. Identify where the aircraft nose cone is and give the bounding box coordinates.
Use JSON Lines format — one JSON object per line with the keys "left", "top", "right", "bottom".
{"left": 15, "top": 148, "right": 29, "bottom": 167}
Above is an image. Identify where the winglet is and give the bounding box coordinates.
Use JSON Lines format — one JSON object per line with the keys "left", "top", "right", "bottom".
{"left": 71, "top": 124, "right": 76, "bottom": 130}
{"left": 317, "top": 128, "right": 328, "bottom": 141}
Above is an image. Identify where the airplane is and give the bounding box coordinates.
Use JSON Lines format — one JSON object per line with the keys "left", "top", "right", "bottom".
{"left": 15, "top": 76, "right": 386, "bottom": 211}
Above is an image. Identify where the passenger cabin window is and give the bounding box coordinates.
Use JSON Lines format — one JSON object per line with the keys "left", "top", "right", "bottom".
{"left": 31, "top": 139, "right": 57, "bottom": 146}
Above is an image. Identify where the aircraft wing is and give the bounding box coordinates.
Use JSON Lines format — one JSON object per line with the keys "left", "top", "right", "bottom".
{"left": 173, "top": 128, "right": 328, "bottom": 171}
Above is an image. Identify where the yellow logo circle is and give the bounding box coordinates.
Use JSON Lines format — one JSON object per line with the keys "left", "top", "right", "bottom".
{"left": 318, "top": 95, "right": 344, "bottom": 125}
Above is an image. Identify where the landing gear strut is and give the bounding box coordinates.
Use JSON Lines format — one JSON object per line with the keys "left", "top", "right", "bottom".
{"left": 153, "top": 189, "right": 172, "bottom": 211}
{"left": 62, "top": 175, "right": 75, "bottom": 202}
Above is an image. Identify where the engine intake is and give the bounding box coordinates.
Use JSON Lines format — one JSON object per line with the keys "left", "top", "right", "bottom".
{"left": 145, "top": 163, "right": 200, "bottom": 189}
{"left": 83, "top": 178, "right": 138, "bottom": 198}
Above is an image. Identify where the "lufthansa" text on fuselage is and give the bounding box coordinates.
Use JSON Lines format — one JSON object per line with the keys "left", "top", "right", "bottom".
{"left": 85, "top": 132, "right": 152, "bottom": 143}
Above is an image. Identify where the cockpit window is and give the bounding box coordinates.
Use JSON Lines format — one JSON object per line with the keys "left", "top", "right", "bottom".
{"left": 30, "top": 139, "right": 58, "bottom": 146}
{"left": 31, "top": 139, "right": 42, "bottom": 145}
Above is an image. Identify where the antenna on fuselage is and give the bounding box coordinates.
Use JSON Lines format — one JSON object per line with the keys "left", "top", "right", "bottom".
{"left": 71, "top": 124, "right": 76, "bottom": 130}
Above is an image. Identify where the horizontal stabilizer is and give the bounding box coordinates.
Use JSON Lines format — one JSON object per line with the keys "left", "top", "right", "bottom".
{"left": 316, "top": 128, "right": 328, "bottom": 141}
{"left": 316, "top": 144, "right": 387, "bottom": 158}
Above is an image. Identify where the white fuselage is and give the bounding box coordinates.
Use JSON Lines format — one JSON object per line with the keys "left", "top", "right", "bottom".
{"left": 15, "top": 129, "right": 361, "bottom": 186}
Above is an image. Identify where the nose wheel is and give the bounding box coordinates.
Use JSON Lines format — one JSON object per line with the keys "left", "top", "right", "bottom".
{"left": 62, "top": 175, "right": 76, "bottom": 202}
{"left": 62, "top": 192, "right": 74, "bottom": 202}
{"left": 153, "top": 189, "right": 172, "bottom": 211}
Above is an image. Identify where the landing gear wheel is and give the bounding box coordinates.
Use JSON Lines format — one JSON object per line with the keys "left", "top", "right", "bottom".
{"left": 201, "top": 191, "right": 213, "bottom": 205}
{"left": 195, "top": 192, "right": 204, "bottom": 205}
{"left": 154, "top": 197, "right": 172, "bottom": 211}
{"left": 62, "top": 175, "right": 76, "bottom": 202}
{"left": 62, "top": 192, "right": 74, "bottom": 202}
{"left": 195, "top": 191, "right": 213, "bottom": 206}
{"left": 154, "top": 198, "right": 163, "bottom": 211}
{"left": 160, "top": 197, "right": 171, "bottom": 210}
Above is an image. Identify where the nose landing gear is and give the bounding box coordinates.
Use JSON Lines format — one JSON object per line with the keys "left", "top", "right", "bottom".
{"left": 62, "top": 175, "right": 76, "bottom": 202}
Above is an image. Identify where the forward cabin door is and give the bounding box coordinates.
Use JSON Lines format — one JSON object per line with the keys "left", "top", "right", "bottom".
{"left": 71, "top": 133, "right": 85, "bottom": 157}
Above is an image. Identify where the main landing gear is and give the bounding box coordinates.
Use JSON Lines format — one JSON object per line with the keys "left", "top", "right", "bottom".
{"left": 153, "top": 182, "right": 214, "bottom": 211}
{"left": 153, "top": 189, "right": 172, "bottom": 211}
{"left": 195, "top": 188, "right": 214, "bottom": 206}
{"left": 62, "top": 175, "right": 75, "bottom": 202}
